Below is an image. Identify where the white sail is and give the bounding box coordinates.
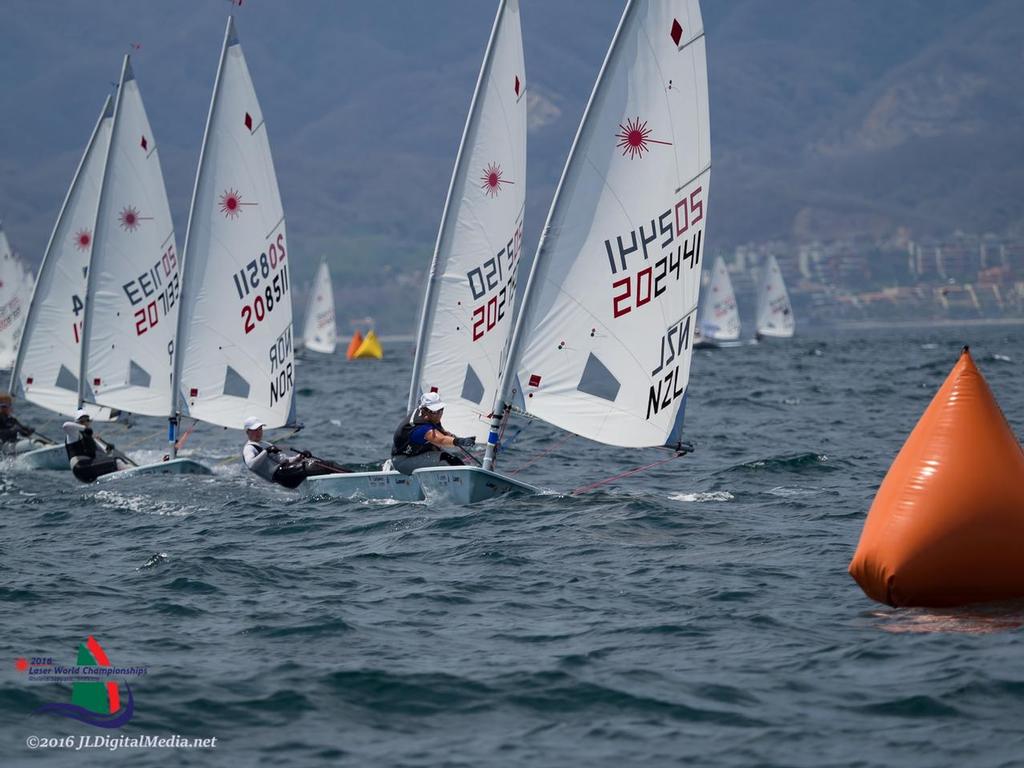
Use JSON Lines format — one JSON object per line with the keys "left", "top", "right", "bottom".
{"left": 698, "top": 256, "right": 740, "bottom": 341}
{"left": 173, "top": 18, "right": 295, "bottom": 429}
{"left": 301, "top": 260, "right": 336, "bottom": 354}
{"left": 12, "top": 97, "right": 116, "bottom": 415}
{"left": 509, "top": 0, "right": 710, "bottom": 448}
{"left": 0, "top": 224, "right": 30, "bottom": 370}
{"left": 408, "top": 0, "right": 527, "bottom": 441}
{"left": 79, "top": 57, "right": 180, "bottom": 416}
{"left": 755, "top": 254, "right": 795, "bottom": 338}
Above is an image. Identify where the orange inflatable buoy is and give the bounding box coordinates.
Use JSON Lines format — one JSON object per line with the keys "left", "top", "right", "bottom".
{"left": 345, "top": 330, "right": 363, "bottom": 360}
{"left": 849, "top": 347, "right": 1024, "bottom": 607}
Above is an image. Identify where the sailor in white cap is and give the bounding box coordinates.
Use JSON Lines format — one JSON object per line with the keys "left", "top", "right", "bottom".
{"left": 62, "top": 409, "right": 126, "bottom": 482}
{"left": 390, "top": 391, "right": 476, "bottom": 475}
{"left": 242, "top": 416, "right": 347, "bottom": 488}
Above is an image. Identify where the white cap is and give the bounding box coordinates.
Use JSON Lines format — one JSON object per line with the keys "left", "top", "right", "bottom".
{"left": 74, "top": 408, "right": 91, "bottom": 421}
{"left": 243, "top": 416, "right": 266, "bottom": 431}
{"left": 419, "top": 391, "right": 446, "bottom": 412}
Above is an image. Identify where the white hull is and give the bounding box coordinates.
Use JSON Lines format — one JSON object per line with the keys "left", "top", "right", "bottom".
{"left": 694, "top": 338, "right": 746, "bottom": 349}
{"left": 304, "top": 470, "right": 424, "bottom": 501}
{"left": 413, "top": 465, "right": 540, "bottom": 505}
{"left": 96, "top": 457, "right": 212, "bottom": 481}
{"left": 1, "top": 437, "right": 51, "bottom": 457}
{"left": 14, "top": 443, "right": 70, "bottom": 470}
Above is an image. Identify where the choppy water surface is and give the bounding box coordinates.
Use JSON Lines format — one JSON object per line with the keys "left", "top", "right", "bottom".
{"left": 2, "top": 326, "right": 1022, "bottom": 767}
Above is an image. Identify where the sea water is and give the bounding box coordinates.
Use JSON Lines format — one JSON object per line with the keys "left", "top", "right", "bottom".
{"left": 1, "top": 325, "right": 1022, "bottom": 767}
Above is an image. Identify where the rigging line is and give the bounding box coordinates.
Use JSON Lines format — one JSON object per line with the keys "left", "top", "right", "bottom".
{"left": 508, "top": 432, "right": 573, "bottom": 476}
{"left": 174, "top": 418, "right": 198, "bottom": 450}
{"left": 569, "top": 449, "right": 689, "bottom": 496}
{"left": 118, "top": 429, "right": 165, "bottom": 450}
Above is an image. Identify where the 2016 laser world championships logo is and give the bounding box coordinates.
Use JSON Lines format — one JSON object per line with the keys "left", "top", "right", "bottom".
{"left": 16, "top": 635, "right": 146, "bottom": 728}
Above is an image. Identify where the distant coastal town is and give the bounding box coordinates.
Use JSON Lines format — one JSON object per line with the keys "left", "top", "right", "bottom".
{"left": 716, "top": 230, "right": 1024, "bottom": 326}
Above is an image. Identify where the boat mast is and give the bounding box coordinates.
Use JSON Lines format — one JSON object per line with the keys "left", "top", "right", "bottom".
{"left": 9, "top": 96, "right": 113, "bottom": 400}
{"left": 482, "top": 0, "right": 635, "bottom": 470}
{"left": 168, "top": 16, "right": 234, "bottom": 459}
{"left": 79, "top": 56, "right": 132, "bottom": 411}
{"left": 406, "top": 0, "right": 509, "bottom": 416}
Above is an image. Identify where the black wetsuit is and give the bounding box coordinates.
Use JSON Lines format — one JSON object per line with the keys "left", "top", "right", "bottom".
{"left": 63, "top": 422, "right": 120, "bottom": 482}
{"left": 243, "top": 440, "right": 344, "bottom": 489}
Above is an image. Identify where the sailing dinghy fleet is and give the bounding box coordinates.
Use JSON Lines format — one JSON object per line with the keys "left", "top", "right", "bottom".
{"left": 3, "top": 0, "right": 796, "bottom": 500}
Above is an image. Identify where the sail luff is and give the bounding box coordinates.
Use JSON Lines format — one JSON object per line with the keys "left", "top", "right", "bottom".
{"left": 10, "top": 96, "right": 112, "bottom": 401}
{"left": 169, "top": 16, "right": 235, "bottom": 454}
{"left": 483, "top": 0, "right": 636, "bottom": 468}
{"left": 407, "top": 0, "right": 510, "bottom": 416}
{"left": 78, "top": 57, "right": 131, "bottom": 410}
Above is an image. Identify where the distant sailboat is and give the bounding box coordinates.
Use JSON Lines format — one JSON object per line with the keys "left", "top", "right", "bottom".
{"left": 415, "top": 0, "right": 711, "bottom": 504}
{"left": 755, "top": 253, "right": 795, "bottom": 339}
{"left": 9, "top": 98, "right": 118, "bottom": 469}
{"left": 170, "top": 16, "right": 298, "bottom": 461}
{"left": 0, "top": 222, "right": 32, "bottom": 371}
{"left": 306, "top": 0, "right": 527, "bottom": 500}
{"left": 300, "top": 260, "right": 337, "bottom": 354}
{"left": 78, "top": 55, "right": 208, "bottom": 476}
{"left": 695, "top": 256, "right": 740, "bottom": 348}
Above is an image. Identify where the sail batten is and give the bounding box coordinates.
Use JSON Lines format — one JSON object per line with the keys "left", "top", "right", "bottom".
{"left": 408, "top": 0, "right": 527, "bottom": 441}
{"left": 493, "top": 0, "right": 711, "bottom": 450}
{"left": 172, "top": 17, "right": 294, "bottom": 429}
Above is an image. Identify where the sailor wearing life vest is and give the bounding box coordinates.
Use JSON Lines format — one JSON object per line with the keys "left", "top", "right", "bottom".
{"left": 242, "top": 416, "right": 347, "bottom": 488}
{"left": 63, "top": 409, "right": 126, "bottom": 482}
{"left": 0, "top": 393, "right": 35, "bottom": 447}
{"left": 391, "top": 392, "right": 476, "bottom": 475}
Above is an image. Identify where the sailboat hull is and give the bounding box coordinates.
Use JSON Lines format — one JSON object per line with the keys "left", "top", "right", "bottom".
{"left": 13, "top": 443, "right": 70, "bottom": 470}
{"left": 413, "top": 466, "right": 541, "bottom": 505}
{"left": 97, "top": 457, "right": 212, "bottom": 481}
{"left": 304, "top": 470, "right": 424, "bottom": 501}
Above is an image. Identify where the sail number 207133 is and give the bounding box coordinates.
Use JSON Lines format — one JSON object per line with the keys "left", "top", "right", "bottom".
{"left": 233, "top": 234, "right": 289, "bottom": 334}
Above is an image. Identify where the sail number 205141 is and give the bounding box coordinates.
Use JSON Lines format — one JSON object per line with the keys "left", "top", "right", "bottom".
{"left": 233, "top": 234, "right": 290, "bottom": 335}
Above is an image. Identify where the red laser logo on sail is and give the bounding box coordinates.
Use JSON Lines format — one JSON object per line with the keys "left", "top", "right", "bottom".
{"left": 119, "top": 206, "right": 141, "bottom": 232}
{"left": 220, "top": 189, "right": 242, "bottom": 218}
{"left": 481, "top": 163, "right": 513, "bottom": 198}
{"left": 74, "top": 229, "right": 92, "bottom": 251}
{"left": 615, "top": 117, "right": 671, "bottom": 159}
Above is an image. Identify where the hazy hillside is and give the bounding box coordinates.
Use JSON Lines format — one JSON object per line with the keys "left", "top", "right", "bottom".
{"left": 1, "top": 0, "right": 1021, "bottom": 332}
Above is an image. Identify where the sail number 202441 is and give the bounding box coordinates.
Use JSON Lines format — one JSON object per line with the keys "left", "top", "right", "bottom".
{"left": 233, "top": 234, "right": 289, "bottom": 335}
{"left": 606, "top": 186, "right": 704, "bottom": 319}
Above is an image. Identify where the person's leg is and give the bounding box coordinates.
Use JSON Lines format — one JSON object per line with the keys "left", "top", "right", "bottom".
{"left": 70, "top": 456, "right": 121, "bottom": 483}
{"left": 439, "top": 452, "right": 465, "bottom": 467}
{"left": 391, "top": 452, "right": 447, "bottom": 475}
{"left": 271, "top": 463, "right": 308, "bottom": 489}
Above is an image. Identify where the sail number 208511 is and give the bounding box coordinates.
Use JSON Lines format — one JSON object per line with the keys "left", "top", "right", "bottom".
{"left": 233, "top": 234, "right": 290, "bottom": 334}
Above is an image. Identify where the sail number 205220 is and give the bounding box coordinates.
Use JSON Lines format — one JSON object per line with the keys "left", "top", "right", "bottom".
{"left": 233, "top": 234, "right": 290, "bottom": 334}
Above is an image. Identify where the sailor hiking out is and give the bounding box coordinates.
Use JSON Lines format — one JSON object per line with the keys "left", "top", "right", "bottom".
{"left": 391, "top": 392, "right": 476, "bottom": 475}
{"left": 63, "top": 409, "right": 127, "bottom": 482}
{"left": 242, "top": 416, "right": 348, "bottom": 489}
{"left": 0, "top": 393, "right": 35, "bottom": 446}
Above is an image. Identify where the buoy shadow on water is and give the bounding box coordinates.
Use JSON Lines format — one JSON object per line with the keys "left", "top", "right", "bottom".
{"left": 868, "top": 600, "right": 1024, "bottom": 635}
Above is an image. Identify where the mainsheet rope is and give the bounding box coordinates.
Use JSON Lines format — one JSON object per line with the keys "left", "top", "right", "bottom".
{"left": 570, "top": 447, "right": 692, "bottom": 496}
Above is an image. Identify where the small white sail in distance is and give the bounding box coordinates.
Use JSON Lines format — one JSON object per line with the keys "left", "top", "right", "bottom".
{"left": 504, "top": 0, "right": 710, "bottom": 450}
{"left": 408, "top": 0, "right": 527, "bottom": 441}
{"left": 173, "top": 17, "right": 295, "bottom": 429}
{"left": 755, "top": 253, "right": 795, "bottom": 338}
{"left": 79, "top": 56, "right": 181, "bottom": 417}
{"left": 698, "top": 256, "right": 740, "bottom": 341}
{"left": 11, "top": 96, "right": 117, "bottom": 417}
{"left": 301, "top": 260, "right": 337, "bottom": 354}
{"left": 0, "top": 223, "right": 31, "bottom": 370}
